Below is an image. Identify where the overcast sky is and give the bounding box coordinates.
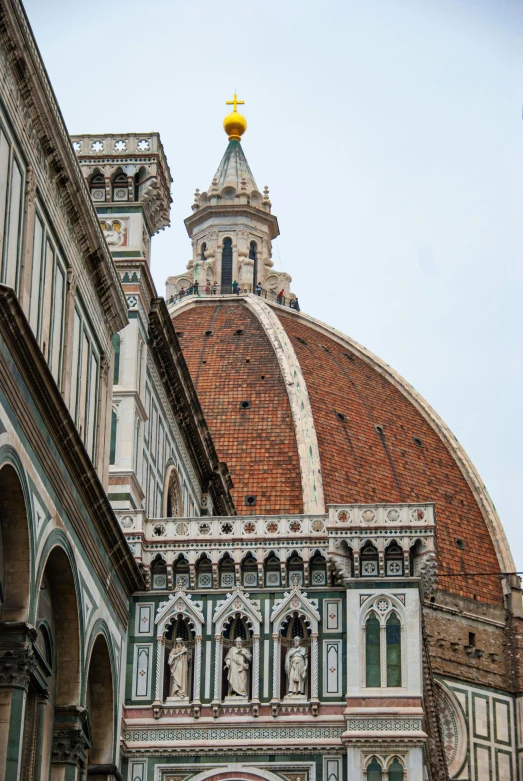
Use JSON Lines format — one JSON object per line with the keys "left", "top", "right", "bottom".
{"left": 25, "top": 0, "right": 522, "bottom": 569}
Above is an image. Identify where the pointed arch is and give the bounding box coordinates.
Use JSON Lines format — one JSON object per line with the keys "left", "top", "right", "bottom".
{"left": 163, "top": 465, "right": 183, "bottom": 518}
{"left": 0, "top": 452, "right": 32, "bottom": 622}
{"left": 85, "top": 630, "right": 116, "bottom": 766}
{"left": 36, "top": 539, "right": 82, "bottom": 706}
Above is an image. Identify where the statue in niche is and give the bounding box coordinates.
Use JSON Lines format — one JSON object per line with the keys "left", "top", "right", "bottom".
{"left": 285, "top": 636, "right": 308, "bottom": 695}
{"left": 224, "top": 638, "right": 251, "bottom": 697}
{"left": 168, "top": 637, "right": 188, "bottom": 698}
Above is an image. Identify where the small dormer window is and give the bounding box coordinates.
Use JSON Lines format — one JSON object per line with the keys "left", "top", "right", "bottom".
{"left": 112, "top": 172, "right": 128, "bottom": 202}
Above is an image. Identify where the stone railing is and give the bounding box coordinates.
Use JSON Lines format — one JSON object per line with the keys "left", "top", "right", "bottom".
{"left": 116, "top": 503, "right": 434, "bottom": 543}
{"left": 70, "top": 133, "right": 162, "bottom": 157}
{"left": 142, "top": 514, "right": 328, "bottom": 542}
{"left": 328, "top": 503, "right": 435, "bottom": 529}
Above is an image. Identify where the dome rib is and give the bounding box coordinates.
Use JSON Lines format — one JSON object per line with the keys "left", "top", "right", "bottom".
{"left": 244, "top": 295, "right": 324, "bottom": 514}
{"left": 211, "top": 139, "right": 259, "bottom": 193}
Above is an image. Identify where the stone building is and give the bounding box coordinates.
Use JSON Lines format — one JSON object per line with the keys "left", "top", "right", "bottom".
{"left": 0, "top": 2, "right": 521, "bottom": 781}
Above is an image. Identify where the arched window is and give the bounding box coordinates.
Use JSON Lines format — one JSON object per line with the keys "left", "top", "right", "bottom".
{"left": 150, "top": 554, "right": 167, "bottom": 590}
{"left": 386, "top": 612, "right": 402, "bottom": 686}
{"left": 90, "top": 172, "right": 105, "bottom": 202}
{"left": 173, "top": 554, "right": 189, "bottom": 589}
{"left": 112, "top": 333, "right": 120, "bottom": 385}
{"left": 196, "top": 555, "right": 212, "bottom": 589}
{"left": 388, "top": 759, "right": 404, "bottom": 781}
{"left": 310, "top": 552, "right": 327, "bottom": 586}
{"left": 249, "top": 241, "right": 257, "bottom": 290}
{"left": 112, "top": 171, "right": 128, "bottom": 202}
{"left": 221, "top": 238, "right": 233, "bottom": 292}
{"left": 365, "top": 613, "right": 381, "bottom": 687}
{"left": 367, "top": 758, "right": 382, "bottom": 781}
{"left": 219, "top": 553, "right": 235, "bottom": 588}
{"left": 361, "top": 543, "right": 379, "bottom": 577}
{"left": 200, "top": 242, "right": 207, "bottom": 261}
{"left": 385, "top": 543, "right": 403, "bottom": 576}
{"left": 242, "top": 554, "right": 258, "bottom": 588}
{"left": 287, "top": 553, "right": 304, "bottom": 586}
{"left": 265, "top": 554, "right": 280, "bottom": 587}
{"left": 109, "top": 409, "right": 117, "bottom": 465}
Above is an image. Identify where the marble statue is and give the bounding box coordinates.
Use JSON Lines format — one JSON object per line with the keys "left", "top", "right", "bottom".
{"left": 285, "top": 636, "right": 308, "bottom": 695}
{"left": 224, "top": 637, "right": 251, "bottom": 697}
{"left": 168, "top": 637, "right": 188, "bottom": 698}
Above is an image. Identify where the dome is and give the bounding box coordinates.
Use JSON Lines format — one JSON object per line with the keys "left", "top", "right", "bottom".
{"left": 171, "top": 295, "right": 512, "bottom": 605}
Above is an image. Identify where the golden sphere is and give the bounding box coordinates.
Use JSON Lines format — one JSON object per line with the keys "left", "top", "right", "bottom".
{"left": 223, "top": 110, "right": 247, "bottom": 141}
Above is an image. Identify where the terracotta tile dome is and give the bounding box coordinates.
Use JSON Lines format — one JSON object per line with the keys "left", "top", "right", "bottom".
{"left": 173, "top": 297, "right": 507, "bottom": 604}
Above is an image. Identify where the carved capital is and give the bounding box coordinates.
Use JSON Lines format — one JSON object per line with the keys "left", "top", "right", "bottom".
{"left": 52, "top": 727, "right": 90, "bottom": 767}
{"left": 214, "top": 634, "right": 222, "bottom": 644}
{"left": 195, "top": 635, "right": 203, "bottom": 643}
{"left": 0, "top": 647, "right": 37, "bottom": 690}
{"left": 99, "top": 353, "right": 110, "bottom": 382}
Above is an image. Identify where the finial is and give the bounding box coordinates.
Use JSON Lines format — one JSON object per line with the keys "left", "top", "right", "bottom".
{"left": 224, "top": 92, "right": 247, "bottom": 142}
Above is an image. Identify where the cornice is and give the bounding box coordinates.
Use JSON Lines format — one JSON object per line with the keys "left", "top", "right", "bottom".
{"left": 0, "top": 0, "right": 128, "bottom": 332}
{"left": 0, "top": 286, "right": 144, "bottom": 616}
{"left": 148, "top": 298, "right": 235, "bottom": 516}
{"left": 115, "top": 258, "right": 157, "bottom": 311}
{"left": 185, "top": 204, "right": 280, "bottom": 240}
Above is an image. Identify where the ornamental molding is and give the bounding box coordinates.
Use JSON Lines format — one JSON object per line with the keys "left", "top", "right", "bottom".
{"left": 270, "top": 584, "right": 321, "bottom": 632}
{"left": 345, "top": 718, "right": 424, "bottom": 732}
{"left": 123, "top": 725, "right": 345, "bottom": 743}
{"left": 155, "top": 589, "right": 204, "bottom": 633}
{"left": 213, "top": 587, "right": 262, "bottom": 633}
{"left": 434, "top": 680, "right": 467, "bottom": 778}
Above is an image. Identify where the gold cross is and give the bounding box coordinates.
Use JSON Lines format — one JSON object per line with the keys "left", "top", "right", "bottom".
{"left": 226, "top": 92, "right": 244, "bottom": 113}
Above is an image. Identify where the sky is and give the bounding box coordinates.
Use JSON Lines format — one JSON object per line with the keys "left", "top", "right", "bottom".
{"left": 25, "top": 0, "right": 523, "bottom": 568}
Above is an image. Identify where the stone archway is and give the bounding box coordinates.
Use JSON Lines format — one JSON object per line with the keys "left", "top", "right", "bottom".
{"left": 86, "top": 633, "right": 115, "bottom": 767}
{"left": 40, "top": 546, "right": 82, "bottom": 706}
{"left": 0, "top": 462, "right": 31, "bottom": 622}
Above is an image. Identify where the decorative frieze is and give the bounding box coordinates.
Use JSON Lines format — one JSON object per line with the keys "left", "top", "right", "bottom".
{"left": 122, "top": 725, "right": 346, "bottom": 742}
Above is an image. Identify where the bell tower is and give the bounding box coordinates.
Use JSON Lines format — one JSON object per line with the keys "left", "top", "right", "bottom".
{"left": 166, "top": 95, "right": 293, "bottom": 298}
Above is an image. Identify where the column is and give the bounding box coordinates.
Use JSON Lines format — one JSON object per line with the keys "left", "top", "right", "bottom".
{"left": 154, "top": 636, "right": 165, "bottom": 703}
{"left": 18, "top": 166, "right": 37, "bottom": 315}
{"left": 311, "top": 633, "right": 319, "bottom": 700}
{"left": 193, "top": 635, "right": 202, "bottom": 703}
{"left": 213, "top": 634, "right": 222, "bottom": 703}
{"left": 51, "top": 706, "right": 90, "bottom": 781}
{"left": 252, "top": 634, "right": 260, "bottom": 702}
{"left": 271, "top": 633, "right": 280, "bottom": 703}
{"left": 380, "top": 625, "right": 387, "bottom": 687}
{"left": 0, "top": 631, "right": 37, "bottom": 781}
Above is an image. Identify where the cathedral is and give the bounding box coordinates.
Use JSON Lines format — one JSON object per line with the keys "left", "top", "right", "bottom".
{"left": 0, "top": 1, "right": 520, "bottom": 781}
